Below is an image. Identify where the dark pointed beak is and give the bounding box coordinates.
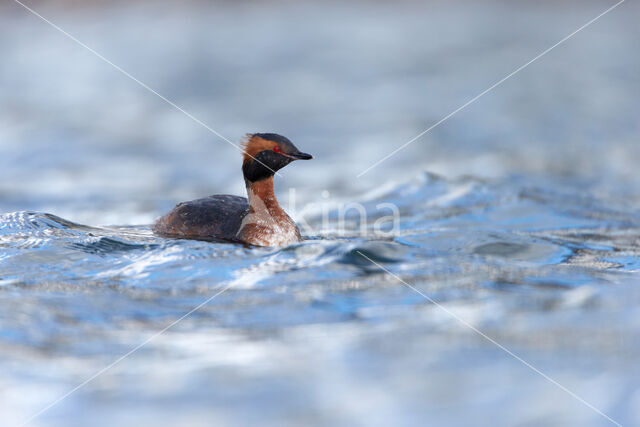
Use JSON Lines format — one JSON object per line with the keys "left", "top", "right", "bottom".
{"left": 290, "top": 152, "right": 313, "bottom": 160}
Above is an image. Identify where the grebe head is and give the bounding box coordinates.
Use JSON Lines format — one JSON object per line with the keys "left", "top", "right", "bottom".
{"left": 242, "top": 133, "right": 313, "bottom": 182}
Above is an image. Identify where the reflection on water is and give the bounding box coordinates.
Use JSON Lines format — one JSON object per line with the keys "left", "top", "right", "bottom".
{"left": 1, "top": 0, "right": 639, "bottom": 426}
{"left": 2, "top": 173, "right": 640, "bottom": 426}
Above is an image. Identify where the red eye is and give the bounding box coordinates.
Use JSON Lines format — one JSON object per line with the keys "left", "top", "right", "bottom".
{"left": 273, "top": 146, "right": 281, "bottom": 153}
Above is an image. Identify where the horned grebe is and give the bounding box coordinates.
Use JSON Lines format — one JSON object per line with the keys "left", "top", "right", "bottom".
{"left": 153, "top": 133, "right": 312, "bottom": 247}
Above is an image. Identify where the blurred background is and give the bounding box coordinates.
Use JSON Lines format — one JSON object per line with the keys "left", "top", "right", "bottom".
{"left": 0, "top": 0, "right": 639, "bottom": 426}
{"left": 1, "top": 0, "right": 638, "bottom": 225}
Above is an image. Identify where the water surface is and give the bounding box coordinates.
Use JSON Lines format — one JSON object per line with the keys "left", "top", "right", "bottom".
{"left": 1, "top": 1, "right": 639, "bottom": 426}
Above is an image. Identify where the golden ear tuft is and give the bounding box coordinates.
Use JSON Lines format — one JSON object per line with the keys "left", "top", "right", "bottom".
{"left": 241, "top": 133, "right": 254, "bottom": 154}
{"left": 242, "top": 134, "right": 278, "bottom": 163}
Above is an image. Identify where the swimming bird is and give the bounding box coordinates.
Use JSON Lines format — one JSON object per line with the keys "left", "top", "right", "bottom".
{"left": 153, "top": 133, "right": 313, "bottom": 247}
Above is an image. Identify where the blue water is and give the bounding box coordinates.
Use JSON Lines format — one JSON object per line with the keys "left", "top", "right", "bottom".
{"left": 2, "top": 174, "right": 639, "bottom": 426}
{"left": 1, "top": 1, "right": 639, "bottom": 426}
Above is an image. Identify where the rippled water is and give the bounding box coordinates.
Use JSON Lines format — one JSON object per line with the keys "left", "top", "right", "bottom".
{"left": 1, "top": 0, "right": 639, "bottom": 426}
{"left": 2, "top": 173, "right": 640, "bottom": 426}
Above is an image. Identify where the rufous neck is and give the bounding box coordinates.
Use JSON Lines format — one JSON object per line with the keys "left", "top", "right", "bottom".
{"left": 245, "top": 177, "right": 281, "bottom": 212}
